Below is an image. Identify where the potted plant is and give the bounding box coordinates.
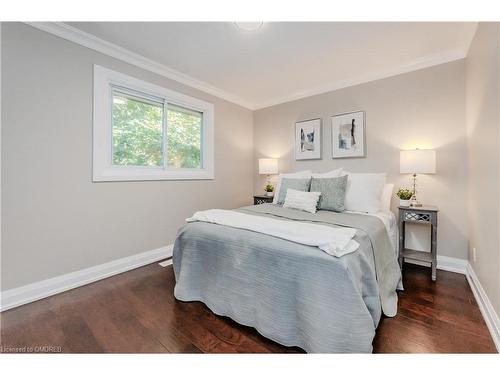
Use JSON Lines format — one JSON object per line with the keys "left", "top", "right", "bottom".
{"left": 396, "top": 188, "right": 413, "bottom": 207}
{"left": 265, "top": 184, "right": 274, "bottom": 197}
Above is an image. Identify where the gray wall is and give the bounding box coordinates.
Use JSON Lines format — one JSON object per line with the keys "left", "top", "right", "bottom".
{"left": 1, "top": 23, "right": 254, "bottom": 290}
{"left": 254, "top": 60, "right": 468, "bottom": 260}
{"left": 465, "top": 23, "right": 500, "bottom": 317}
{"left": 4, "top": 22, "right": 499, "bottom": 315}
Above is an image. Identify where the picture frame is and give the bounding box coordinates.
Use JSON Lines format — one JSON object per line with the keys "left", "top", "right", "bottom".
{"left": 331, "top": 111, "right": 366, "bottom": 158}
{"left": 295, "top": 118, "right": 322, "bottom": 160}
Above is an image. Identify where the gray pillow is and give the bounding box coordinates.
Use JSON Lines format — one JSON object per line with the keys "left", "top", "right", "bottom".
{"left": 277, "top": 178, "right": 311, "bottom": 204}
{"left": 310, "top": 175, "right": 348, "bottom": 212}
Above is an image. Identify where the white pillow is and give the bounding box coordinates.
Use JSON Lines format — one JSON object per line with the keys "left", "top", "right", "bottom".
{"left": 273, "top": 170, "right": 312, "bottom": 204}
{"left": 311, "top": 168, "right": 343, "bottom": 179}
{"left": 381, "top": 184, "right": 395, "bottom": 212}
{"left": 344, "top": 173, "right": 387, "bottom": 213}
{"left": 283, "top": 189, "right": 321, "bottom": 214}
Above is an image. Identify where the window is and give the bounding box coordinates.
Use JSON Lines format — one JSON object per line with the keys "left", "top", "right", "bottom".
{"left": 93, "top": 65, "right": 214, "bottom": 181}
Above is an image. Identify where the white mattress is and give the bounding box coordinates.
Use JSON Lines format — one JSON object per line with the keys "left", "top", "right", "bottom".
{"left": 346, "top": 210, "right": 398, "bottom": 254}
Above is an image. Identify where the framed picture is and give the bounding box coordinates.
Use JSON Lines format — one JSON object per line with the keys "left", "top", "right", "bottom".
{"left": 331, "top": 111, "right": 366, "bottom": 158}
{"left": 295, "top": 118, "right": 321, "bottom": 160}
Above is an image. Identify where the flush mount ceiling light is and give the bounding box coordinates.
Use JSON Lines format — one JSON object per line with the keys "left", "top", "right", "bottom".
{"left": 234, "top": 22, "right": 264, "bottom": 31}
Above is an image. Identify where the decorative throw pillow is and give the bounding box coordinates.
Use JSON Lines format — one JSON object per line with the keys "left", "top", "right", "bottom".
{"left": 310, "top": 175, "right": 348, "bottom": 212}
{"left": 276, "top": 178, "right": 311, "bottom": 204}
{"left": 283, "top": 189, "right": 322, "bottom": 214}
{"left": 272, "top": 170, "right": 312, "bottom": 204}
{"left": 311, "top": 168, "right": 343, "bottom": 179}
{"left": 343, "top": 172, "right": 387, "bottom": 213}
{"left": 381, "top": 184, "right": 395, "bottom": 211}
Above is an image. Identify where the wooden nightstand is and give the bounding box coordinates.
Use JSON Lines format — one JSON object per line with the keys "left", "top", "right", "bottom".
{"left": 398, "top": 205, "right": 439, "bottom": 281}
{"left": 253, "top": 195, "right": 273, "bottom": 205}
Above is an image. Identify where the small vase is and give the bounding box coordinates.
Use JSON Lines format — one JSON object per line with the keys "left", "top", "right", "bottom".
{"left": 266, "top": 191, "right": 274, "bottom": 197}
{"left": 399, "top": 199, "right": 411, "bottom": 207}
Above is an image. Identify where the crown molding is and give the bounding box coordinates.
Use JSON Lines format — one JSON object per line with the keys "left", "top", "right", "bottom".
{"left": 253, "top": 49, "right": 467, "bottom": 109}
{"left": 25, "top": 22, "right": 473, "bottom": 112}
{"left": 252, "top": 23, "right": 478, "bottom": 109}
{"left": 24, "top": 22, "right": 255, "bottom": 110}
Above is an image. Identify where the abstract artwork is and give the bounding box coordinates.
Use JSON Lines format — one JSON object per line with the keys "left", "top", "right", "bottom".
{"left": 331, "top": 111, "right": 365, "bottom": 158}
{"left": 295, "top": 118, "right": 321, "bottom": 160}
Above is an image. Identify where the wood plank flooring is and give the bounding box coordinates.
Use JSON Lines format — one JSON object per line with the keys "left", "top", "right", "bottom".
{"left": 0, "top": 262, "right": 496, "bottom": 353}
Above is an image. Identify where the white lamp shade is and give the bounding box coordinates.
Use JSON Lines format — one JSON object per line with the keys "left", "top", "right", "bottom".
{"left": 258, "top": 158, "right": 278, "bottom": 175}
{"left": 400, "top": 149, "right": 436, "bottom": 174}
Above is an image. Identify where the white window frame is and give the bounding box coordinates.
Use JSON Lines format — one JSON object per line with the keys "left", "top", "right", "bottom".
{"left": 93, "top": 65, "right": 214, "bottom": 181}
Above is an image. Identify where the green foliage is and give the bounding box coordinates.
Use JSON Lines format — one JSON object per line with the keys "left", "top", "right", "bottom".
{"left": 397, "top": 188, "right": 413, "bottom": 200}
{"left": 167, "top": 106, "right": 201, "bottom": 169}
{"left": 112, "top": 95, "right": 202, "bottom": 169}
{"left": 265, "top": 184, "right": 274, "bottom": 192}
{"left": 112, "top": 95, "right": 163, "bottom": 167}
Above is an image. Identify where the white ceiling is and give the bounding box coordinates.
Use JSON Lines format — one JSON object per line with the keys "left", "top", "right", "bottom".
{"left": 67, "top": 22, "right": 477, "bottom": 109}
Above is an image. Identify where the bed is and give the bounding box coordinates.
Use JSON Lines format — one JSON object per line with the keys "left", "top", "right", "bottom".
{"left": 172, "top": 203, "right": 402, "bottom": 353}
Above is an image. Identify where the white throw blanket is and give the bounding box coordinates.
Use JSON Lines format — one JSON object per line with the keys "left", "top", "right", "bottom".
{"left": 186, "top": 209, "right": 360, "bottom": 257}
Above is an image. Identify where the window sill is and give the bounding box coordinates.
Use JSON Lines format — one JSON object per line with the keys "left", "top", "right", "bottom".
{"left": 93, "top": 167, "right": 214, "bottom": 182}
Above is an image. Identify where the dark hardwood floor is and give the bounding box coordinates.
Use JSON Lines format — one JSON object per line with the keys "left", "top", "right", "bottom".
{"left": 0, "top": 262, "right": 496, "bottom": 353}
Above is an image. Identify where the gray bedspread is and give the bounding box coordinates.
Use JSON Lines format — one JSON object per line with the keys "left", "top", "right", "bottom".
{"left": 173, "top": 204, "right": 402, "bottom": 353}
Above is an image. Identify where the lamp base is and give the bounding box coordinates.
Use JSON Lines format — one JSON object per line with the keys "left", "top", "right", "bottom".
{"left": 410, "top": 174, "right": 422, "bottom": 207}
{"left": 410, "top": 193, "right": 422, "bottom": 207}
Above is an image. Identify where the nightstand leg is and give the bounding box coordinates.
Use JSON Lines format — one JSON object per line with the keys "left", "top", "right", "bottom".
{"left": 398, "top": 220, "right": 405, "bottom": 270}
{"left": 431, "top": 224, "right": 437, "bottom": 281}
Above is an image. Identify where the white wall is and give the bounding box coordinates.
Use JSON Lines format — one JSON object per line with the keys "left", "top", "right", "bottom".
{"left": 465, "top": 22, "right": 500, "bottom": 317}
{"left": 1, "top": 23, "right": 254, "bottom": 290}
{"left": 254, "top": 60, "right": 468, "bottom": 260}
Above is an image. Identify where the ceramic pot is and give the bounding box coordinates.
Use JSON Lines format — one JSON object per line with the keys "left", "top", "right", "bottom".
{"left": 399, "top": 199, "right": 411, "bottom": 207}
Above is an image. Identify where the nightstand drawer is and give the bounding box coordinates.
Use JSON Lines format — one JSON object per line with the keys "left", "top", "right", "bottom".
{"left": 399, "top": 205, "right": 438, "bottom": 226}
{"left": 403, "top": 211, "right": 432, "bottom": 223}
{"left": 253, "top": 195, "right": 273, "bottom": 205}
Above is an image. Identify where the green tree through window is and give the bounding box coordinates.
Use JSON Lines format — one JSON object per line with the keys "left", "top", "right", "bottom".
{"left": 111, "top": 92, "right": 202, "bottom": 169}
{"left": 112, "top": 93, "right": 163, "bottom": 167}
{"left": 167, "top": 105, "right": 202, "bottom": 169}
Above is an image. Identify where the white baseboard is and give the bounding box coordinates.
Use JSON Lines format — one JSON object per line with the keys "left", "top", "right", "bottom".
{"left": 466, "top": 262, "right": 500, "bottom": 352}
{"left": 0, "top": 244, "right": 174, "bottom": 312}
{"left": 159, "top": 259, "right": 173, "bottom": 267}
{"left": 405, "top": 254, "right": 468, "bottom": 274}
{"left": 436, "top": 255, "right": 468, "bottom": 274}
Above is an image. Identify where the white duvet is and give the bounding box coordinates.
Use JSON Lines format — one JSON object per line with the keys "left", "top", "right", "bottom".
{"left": 186, "top": 209, "right": 360, "bottom": 257}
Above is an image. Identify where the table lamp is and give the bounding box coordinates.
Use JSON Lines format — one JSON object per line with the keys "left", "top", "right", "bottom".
{"left": 400, "top": 149, "right": 436, "bottom": 207}
{"left": 258, "top": 158, "right": 279, "bottom": 188}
